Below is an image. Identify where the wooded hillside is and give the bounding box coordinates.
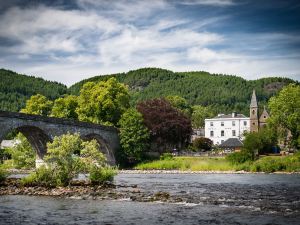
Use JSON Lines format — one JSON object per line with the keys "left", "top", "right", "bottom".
{"left": 0, "top": 68, "right": 297, "bottom": 115}
{"left": 69, "top": 68, "right": 297, "bottom": 116}
{"left": 0, "top": 69, "right": 67, "bottom": 112}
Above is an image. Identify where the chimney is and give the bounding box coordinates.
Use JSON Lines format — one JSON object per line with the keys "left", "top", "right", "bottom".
{"left": 232, "top": 112, "right": 237, "bottom": 118}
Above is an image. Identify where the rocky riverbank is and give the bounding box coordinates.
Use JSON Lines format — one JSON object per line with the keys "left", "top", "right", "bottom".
{"left": 0, "top": 178, "right": 177, "bottom": 203}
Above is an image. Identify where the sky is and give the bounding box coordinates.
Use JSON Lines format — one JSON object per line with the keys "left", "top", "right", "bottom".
{"left": 0, "top": 0, "right": 299, "bottom": 86}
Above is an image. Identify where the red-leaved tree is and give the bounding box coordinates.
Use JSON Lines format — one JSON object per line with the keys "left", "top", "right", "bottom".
{"left": 137, "top": 98, "right": 192, "bottom": 152}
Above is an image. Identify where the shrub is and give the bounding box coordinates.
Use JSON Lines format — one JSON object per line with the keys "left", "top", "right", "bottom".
{"left": 89, "top": 166, "right": 117, "bottom": 185}
{"left": 192, "top": 137, "right": 213, "bottom": 151}
{"left": 21, "top": 166, "right": 58, "bottom": 187}
{"left": 226, "top": 150, "right": 254, "bottom": 165}
{"left": 160, "top": 153, "right": 173, "bottom": 160}
{"left": 250, "top": 157, "right": 286, "bottom": 173}
{"left": 6, "top": 133, "right": 35, "bottom": 169}
{"left": 0, "top": 167, "right": 8, "bottom": 184}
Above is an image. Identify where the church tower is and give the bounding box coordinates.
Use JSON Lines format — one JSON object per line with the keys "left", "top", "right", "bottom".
{"left": 250, "top": 90, "right": 259, "bottom": 132}
{"left": 259, "top": 106, "right": 269, "bottom": 128}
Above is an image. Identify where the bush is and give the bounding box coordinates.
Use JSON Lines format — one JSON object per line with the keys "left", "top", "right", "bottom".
{"left": 160, "top": 153, "right": 173, "bottom": 160}
{"left": 0, "top": 167, "right": 8, "bottom": 184}
{"left": 226, "top": 150, "right": 254, "bottom": 165}
{"left": 192, "top": 137, "right": 213, "bottom": 151}
{"left": 89, "top": 166, "right": 117, "bottom": 185}
{"left": 6, "top": 133, "right": 35, "bottom": 169}
{"left": 250, "top": 157, "right": 286, "bottom": 173}
{"left": 21, "top": 166, "right": 58, "bottom": 187}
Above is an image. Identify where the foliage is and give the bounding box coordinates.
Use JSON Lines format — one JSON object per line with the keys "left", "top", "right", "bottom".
{"left": 166, "top": 95, "right": 192, "bottom": 117}
{"left": 0, "top": 69, "right": 67, "bottom": 112}
{"left": 6, "top": 133, "right": 36, "bottom": 169}
{"left": 243, "top": 127, "right": 277, "bottom": 155}
{"left": 226, "top": 151, "right": 254, "bottom": 165}
{"left": 119, "top": 108, "right": 150, "bottom": 162}
{"left": 160, "top": 153, "right": 174, "bottom": 160}
{"left": 45, "top": 133, "right": 104, "bottom": 186}
{"left": 76, "top": 77, "right": 130, "bottom": 126}
{"left": 249, "top": 152, "right": 300, "bottom": 172}
{"left": 21, "top": 165, "right": 58, "bottom": 187}
{"left": 20, "top": 94, "right": 53, "bottom": 116}
{"left": 135, "top": 157, "right": 234, "bottom": 171}
{"left": 137, "top": 98, "right": 192, "bottom": 151}
{"left": 69, "top": 68, "right": 297, "bottom": 116}
{"left": 268, "top": 84, "right": 300, "bottom": 149}
{"left": 89, "top": 166, "right": 117, "bottom": 185}
{"left": 191, "top": 105, "right": 214, "bottom": 128}
{"left": 51, "top": 95, "right": 78, "bottom": 119}
{"left": 192, "top": 137, "right": 213, "bottom": 151}
{"left": 0, "top": 167, "right": 8, "bottom": 184}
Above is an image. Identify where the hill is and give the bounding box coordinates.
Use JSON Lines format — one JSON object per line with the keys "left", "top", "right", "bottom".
{"left": 69, "top": 68, "right": 297, "bottom": 116}
{"left": 0, "top": 67, "right": 297, "bottom": 115}
{"left": 0, "top": 69, "right": 67, "bottom": 112}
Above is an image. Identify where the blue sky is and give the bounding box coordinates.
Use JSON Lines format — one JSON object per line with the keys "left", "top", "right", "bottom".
{"left": 0, "top": 0, "right": 299, "bottom": 86}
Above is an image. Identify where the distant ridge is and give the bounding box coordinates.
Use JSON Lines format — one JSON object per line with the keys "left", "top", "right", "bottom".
{"left": 68, "top": 67, "right": 297, "bottom": 116}
{"left": 0, "top": 68, "right": 297, "bottom": 115}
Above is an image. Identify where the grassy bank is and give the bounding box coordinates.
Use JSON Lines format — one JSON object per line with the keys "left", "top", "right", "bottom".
{"left": 135, "top": 155, "right": 300, "bottom": 173}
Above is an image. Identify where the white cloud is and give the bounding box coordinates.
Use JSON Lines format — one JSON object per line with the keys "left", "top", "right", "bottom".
{"left": 177, "top": 0, "right": 235, "bottom": 6}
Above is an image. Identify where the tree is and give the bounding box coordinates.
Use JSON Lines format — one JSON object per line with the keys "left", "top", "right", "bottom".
{"left": 243, "top": 127, "right": 277, "bottom": 155}
{"left": 76, "top": 78, "right": 130, "bottom": 126}
{"left": 191, "top": 105, "right": 214, "bottom": 128}
{"left": 51, "top": 95, "right": 78, "bottom": 119}
{"left": 192, "top": 137, "right": 213, "bottom": 151}
{"left": 22, "top": 133, "right": 116, "bottom": 187}
{"left": 268, "top": 84, "right": 300, "bottom": 149}
{"left": 44, "top": 133, "right": 110, "bottom": 186}
{"left": 119, "top": 108, "right": 150, "bottom": 162}
{"left": 137, "top": 98, "right": 192, "bottom": 152}
{"left": 6, "top": 133, "right": 35, "bottom": 169}
{"left": 20, "top": 94, "right": 53, "bottom": 116}
{"left": 166, "top": 95, "right": 192, "bottom": 117}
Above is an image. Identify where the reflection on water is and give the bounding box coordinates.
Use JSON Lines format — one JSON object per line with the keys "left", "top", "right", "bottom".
{"left": 1, "top": 173, "right": 300, "bottom": 225}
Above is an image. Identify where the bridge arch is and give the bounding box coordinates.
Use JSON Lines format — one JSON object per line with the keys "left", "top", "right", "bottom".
{"left": 1, "top": 125, "right": 51, "bottom": 161}
{"left": 81, "top": 133, "right": 116, "bottom": 165}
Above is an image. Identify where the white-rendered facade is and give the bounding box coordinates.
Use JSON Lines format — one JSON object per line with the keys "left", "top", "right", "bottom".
{"left": 205, "top": 113, "right": 250, "bottom": 145}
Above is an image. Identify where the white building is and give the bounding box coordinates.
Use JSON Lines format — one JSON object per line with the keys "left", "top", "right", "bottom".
{"left": 205, "top": 112, "right": 250, "bottom": 145}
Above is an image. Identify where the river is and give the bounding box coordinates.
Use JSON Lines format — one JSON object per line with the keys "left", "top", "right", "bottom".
{"left": 1, "top": 173, "right": 300, "bottom": 225}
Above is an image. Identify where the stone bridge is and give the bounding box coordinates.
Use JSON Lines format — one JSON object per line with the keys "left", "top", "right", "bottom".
{"left": 0, "top": 111, "right": 120, "bottom": 166}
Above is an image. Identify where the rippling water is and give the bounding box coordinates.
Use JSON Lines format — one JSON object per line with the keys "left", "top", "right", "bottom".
{"left": 1, "top": 173, "right": 300, "bottom": 225}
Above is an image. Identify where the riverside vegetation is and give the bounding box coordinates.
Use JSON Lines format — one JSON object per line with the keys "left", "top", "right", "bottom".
{"left": 0, "top": 70, "right": 299, "bottom": 179}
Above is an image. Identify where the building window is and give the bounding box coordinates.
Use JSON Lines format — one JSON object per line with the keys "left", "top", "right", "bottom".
{"left": 252, "top": 110, "right": 255, "bottom": 115}
{"left": 232, "top": 130, "right": 236, "bottom": 136}
{"left": 210, "top": 122, "right": 213, "bottom": 126}
{"left": 221, "top": 122, "right": 224, "bottom": 126}
{"left": 221, "top": 140, "right": 224, "bottom": 143}
{"left": 221, "top": 130, "right": 224, "bottom": 137}
{"left": 252, "top": 122, "right": 255, "bottom": 125}
{"left": 210, "top": 131, "right": 214, "bottom": 137}
{"left": 232, "top": 121, "right": 235, "bottom": 126}
{"left": 244, "top": 121, "right": 247, "bottom": 126}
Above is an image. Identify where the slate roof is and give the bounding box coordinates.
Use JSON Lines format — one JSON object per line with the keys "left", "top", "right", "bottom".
{"left": 213, "top": 114, "right": 247, "bottom": 119}
{"left": 219, "top": 138, "right": 243, "bottom": 148}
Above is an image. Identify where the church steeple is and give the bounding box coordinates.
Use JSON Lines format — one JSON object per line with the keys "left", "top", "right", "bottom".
{"left": 250, "top": 89, "right": 259, "bottom": 132}
{"left": 250, "top": 90, "right": 258, "bottom": 108}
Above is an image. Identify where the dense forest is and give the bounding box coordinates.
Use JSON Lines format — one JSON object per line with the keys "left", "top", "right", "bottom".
{"left": 0, "top": 68, "right": 297, "bottom": 116}
{"left": 0, "top": 69, "right": 67, "bottom": 111}
{"left": 69, "top": 68, "right": 297, "bottom": 116}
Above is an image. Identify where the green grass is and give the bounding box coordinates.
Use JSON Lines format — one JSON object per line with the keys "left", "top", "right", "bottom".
{"left": 135, "top": 157, "right": 236, "bottom": 171}
{"left": 135, "top": 154, "right": 300, "bottom": 172}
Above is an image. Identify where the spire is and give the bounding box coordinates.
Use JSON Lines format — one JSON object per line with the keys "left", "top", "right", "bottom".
{"left": 250, "top": 89, "right": 258, "bottom": 108}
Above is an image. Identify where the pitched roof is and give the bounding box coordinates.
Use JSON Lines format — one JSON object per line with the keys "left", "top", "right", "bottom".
{"left": 250, "top": 89, "right": 258, "bottom": 108}
{"left": 219, "top": 138, "right": 243, "bottom": 148}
